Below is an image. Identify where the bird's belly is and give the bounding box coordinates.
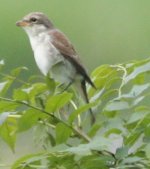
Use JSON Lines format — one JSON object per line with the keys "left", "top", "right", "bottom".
{"left": 33, "top": 45, "right": 76, "bottom": 84}
{"left": 50, "top": 60, "right": 76, "bottom": 84}
{"left": 33, "top": 44, "right": 62, "bottom": 76}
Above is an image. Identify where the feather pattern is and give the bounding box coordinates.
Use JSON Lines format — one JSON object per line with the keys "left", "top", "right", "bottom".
{"left": 49, "top": 29, "right": 96, "bottom": 88}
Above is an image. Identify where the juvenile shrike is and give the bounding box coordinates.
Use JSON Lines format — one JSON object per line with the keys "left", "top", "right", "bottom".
{"left": 16, "top": 12, "right": 96, "bottom": 122}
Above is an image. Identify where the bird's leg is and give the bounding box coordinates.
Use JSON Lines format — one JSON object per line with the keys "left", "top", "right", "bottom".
{"left": 61, "top": 81, "right": 73, "bottom": 93}
{"left": 57, "top": 83, "right": 65, "bottom": 89}
{"left": 57, "top": 80, "right": 74, "bottom": 94}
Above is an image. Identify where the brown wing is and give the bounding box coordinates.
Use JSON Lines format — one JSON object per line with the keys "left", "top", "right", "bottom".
{"left": 49, "top": 29, "right": 95, "bottom": 88}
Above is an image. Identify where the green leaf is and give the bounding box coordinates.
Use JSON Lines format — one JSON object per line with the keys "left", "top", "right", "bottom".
{"left": 101, "top": 89, "right": 118, "bottom": 101}
{"left": 91, "top": 65, "right": 119, "bottom": 91}
{"left": 69, "top": 101, "right": 97, "bottom": 124}
{"left": 80, "top": 155, "right": 111, "bottom": 169}
{"left": 132, "top": 95, "right": 145, "bottom": 106}
{"left": 0, "top": 116, "right": 17, "bottom": 151}
{"left": 66, "top": 137, "right": 112, "bottom": 155}
{"left": 124, "top": 131, "right": 142, "bottom": 146}
{"left": 2, "top": 57, "right": 150, "bottom": 167}
{"left": 45, "top": 92, "right": 72, "bottom": 112}
{"left": 88, "top": 124, "right": 102, "bottom": 137}
{"left": 115, "top": 147, "right": 128, "bottom": 160}
{"left": 120, "top": 84, "right": 150, "bottom": 98}
{"left": 29, "top": 83, "right": 48, "bottom": 97}
{"left": 28, "top": 83, "right": 48, "bottom": 105}
{"left": 145, "top": 144, "right": 150, "bottom": 159}
{"left": 104, "top": 128, "right": 122, "bottom": 137}
{"left": 92, "top": 65, "right": 114, "bottom": 79}
{"left": 56, "top": 123, "right": 72, "bottom": 144}
{"left": 125, "top": 60, "right": 150, "bottom": 84}
{"left": 11, "top": 66, "right": 28, "bottom": 76}
{"left": 11, "top": 151, "right": 114, "bottom": 169}
{"left": 144, "top": 126, "right": 150, "bottom": 137}
{"left": 0, "top": 101, "right": 19, "bottom": 112}
{"left": 45, "top": 76, "right": 56, "bottom": 95}
{"left": 0, "top": 80, "right": 13, "bottom": 96}
{"left": 90, "top": 88, "right": 104, "bottom": 102}
{"left": 105, "top": 100, "right": 129, "bottom": 111}
{"left": 131, "top": 84, "right": 150, "bottom": 96}
{"left": 34, "top": 122, "right": 56, "bottom": 148}
{"left": 120, "top": 156, "right": 143, "bottom": 165}
{"left": 13, "top": 88, "right": 28, "bottom": 101}
{"left": 11, "top": 152, "right": 47, "bottom": 169}
{"left": 128, "top": 109, "right": 149, "bottom": 124}
{"left": 18, "top": 109, "right": 48, "bottom": 132}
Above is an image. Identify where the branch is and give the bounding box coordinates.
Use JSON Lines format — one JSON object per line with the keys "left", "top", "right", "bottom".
{"left": 0, "top": 96, "right": 117, "bottom": 160}
{"left": 0, "top": 96, "right": 91, "bottom": 142}
{"left": 0, "top": 72, "right": 30, "bottom": 85}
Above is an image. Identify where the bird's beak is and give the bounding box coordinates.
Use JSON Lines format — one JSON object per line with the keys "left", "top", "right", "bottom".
{"left": 16, "top": 20, "right": 30, "bottom": 27}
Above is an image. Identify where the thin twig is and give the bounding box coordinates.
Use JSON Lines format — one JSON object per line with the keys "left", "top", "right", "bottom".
{"left": 0, "top": 96, "right": 90, "bottom": 142}
{"left": 0, "top": 97, "right": 116, "bottom": 159}
{"left": 70, "top": 100, "right": 81, "bottom": 127}
{"left": 0, "top": 72, "right": 30, "bottom": 85}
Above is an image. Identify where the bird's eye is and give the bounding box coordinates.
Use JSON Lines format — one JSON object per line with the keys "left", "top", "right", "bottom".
{"left": 30, "top": 17, "right": 37, "bottom": 22}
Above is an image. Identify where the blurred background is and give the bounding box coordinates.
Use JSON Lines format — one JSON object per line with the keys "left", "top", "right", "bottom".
{"left": 1, "top": 0, "right": 150, "bottom": 168}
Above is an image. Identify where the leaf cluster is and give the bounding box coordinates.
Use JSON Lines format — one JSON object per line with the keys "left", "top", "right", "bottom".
{"left": 0, "top": 58, "right": 150, "bottom": 168}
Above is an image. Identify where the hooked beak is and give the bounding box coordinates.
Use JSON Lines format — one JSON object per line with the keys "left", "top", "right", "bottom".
{"left": 16, "top": 20, "right": 30, "bottom": 27}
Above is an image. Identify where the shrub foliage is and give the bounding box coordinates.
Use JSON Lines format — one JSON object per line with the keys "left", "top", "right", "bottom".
{"left": 0, "top": 58, "right": 150, "bottom": 168}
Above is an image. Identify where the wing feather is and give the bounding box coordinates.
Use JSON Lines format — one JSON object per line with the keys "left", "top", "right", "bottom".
{"left": 49, "top": 29, "right": 95, "bottom": 88}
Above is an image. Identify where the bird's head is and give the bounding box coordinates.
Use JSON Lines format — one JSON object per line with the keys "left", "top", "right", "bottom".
{"left": 16, "top": 12, "right": 54, "bottom": 36}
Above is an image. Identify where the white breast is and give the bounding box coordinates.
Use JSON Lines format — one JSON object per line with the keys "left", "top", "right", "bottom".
{"left": 25, "top": 28, "right": 76, "bottom": 84}
{"left": 28, "top": 32, "right": 63, "bottom": 76}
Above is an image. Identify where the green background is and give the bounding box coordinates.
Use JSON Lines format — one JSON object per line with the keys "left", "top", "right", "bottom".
{"left": 0, "top": 0, "right": 150, "bottom": 168}
{"left": 1, "top": 0, "right": 150, "bottom": 74}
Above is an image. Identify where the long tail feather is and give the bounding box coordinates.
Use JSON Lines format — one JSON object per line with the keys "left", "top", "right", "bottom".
{"left": 80, "top": 80, "right": 95, "bottom": 124}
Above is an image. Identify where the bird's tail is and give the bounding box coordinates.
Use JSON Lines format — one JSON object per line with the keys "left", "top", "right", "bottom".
{"left": 80, "top": 80, "right": 95, "bottom": 124}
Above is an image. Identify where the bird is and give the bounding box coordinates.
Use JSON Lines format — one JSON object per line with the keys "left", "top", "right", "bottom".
{"left": 16, "top": 12, "right": 96, "bottom": 123}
